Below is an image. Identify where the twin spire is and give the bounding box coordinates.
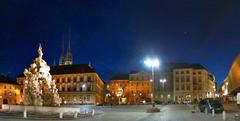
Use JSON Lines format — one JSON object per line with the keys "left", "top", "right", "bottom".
{"left": 59, "top": 32, "right": 73, "bottom": 66}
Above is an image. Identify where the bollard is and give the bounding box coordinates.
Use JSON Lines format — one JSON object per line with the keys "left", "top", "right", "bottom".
{"left": 222, "top": 111, "right": 226, "bottom": 121}
{"left": 212, "top": 109, "right": 215, "bottom": 117}
{"left": 59, "top": 111, "right": 63, "bottom": 119}
{"left": 92, "top": 109, "right": 95, "bottom": 116}
{"left": 23, "top": 109, "right": 27, "bottom": 118}
{"left": 205, "top": 108, "right": 208, "bottom": 115}
{"left": 74, "top": 112, "right": 78, "bottom": 118}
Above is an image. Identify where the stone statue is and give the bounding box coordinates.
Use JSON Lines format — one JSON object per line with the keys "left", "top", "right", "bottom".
{"left": 23, "top": 44, "right": 61, "bottom": 106}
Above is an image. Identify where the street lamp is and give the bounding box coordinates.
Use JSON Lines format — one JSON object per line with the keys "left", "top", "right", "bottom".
{"left": 144, "top": 58, "right": 159, "bottom": 108}
{"left": 159, "top": 78, "right": 166, "bottom": 89}
{"left": 160, "top": 78, "right": 166, "bottom": 101}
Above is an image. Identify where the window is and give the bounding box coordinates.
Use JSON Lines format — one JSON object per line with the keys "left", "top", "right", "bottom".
{"left": 187, "top": 85, "right": 190, "bottom": 90}
{"left": 87, "top": 76, "right": 91, "bottom": 82}
{"left": 181, "top": 85, "right": 185, "bottom": 90}
{"left": 56, "top": 79, "right": 60, "bottom": 83}
{"left": 193, "top": 77, "right": 197, "bottom": 84}
{"left": 199, "top": 85, "right": 202, "bottom": 90}
{"left": 181, "top": 76, "right": 184, "bottom": 82}
{"left": 176, "top": 77, "right": 179, "bottom": 82}
{"left": 87, "top": 95, "right": 90, "bottom": 101}
{"left": 80, "top": 77, "right": 84, "bottom": 82}
{"left": 73, "top": 87, "right": 76, "bottom": 91}
{"left": 193, "top": 86, "right": 197, "bottom": 90}
{"left": 68, "top": 78, "right": 71, "bottom": 83}
{"left": 87, "top": 85, "right": 91, "bottom": 91}
{"left": 176, "top": 86, "right": 179, "bottom": 91}
{"left": 73, "top": 77, "right": 77, "bottom": 83}
{"left": 186, "top": 76, "right": 190, "bottom": 82}
{"left": 198, "top": 77, "right": 202, "bottom": 83}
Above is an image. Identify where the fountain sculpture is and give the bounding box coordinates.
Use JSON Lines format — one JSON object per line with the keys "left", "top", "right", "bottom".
{"left": 23, "top": 44, "right": 61, "bottom": 106}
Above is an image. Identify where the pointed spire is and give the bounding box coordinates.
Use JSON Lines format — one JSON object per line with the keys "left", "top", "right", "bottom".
{"left": 67, "top": 28, "right": 71, "bottom": 52}
{"left": 88, "top": 61, "right": 92, "bottom": 68}
{"left": 61, "top": 34, "right": 65, "bottom": 54}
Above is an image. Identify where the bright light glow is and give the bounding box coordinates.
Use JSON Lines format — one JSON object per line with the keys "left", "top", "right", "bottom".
{"left": 144, "top": 58, "right": 160, "bottom": 68}
{"left": 82, "top": 84, "right": 86, "bottom": 88}
{"left": 160, "top": 78, "right": 166, "bottom": 83}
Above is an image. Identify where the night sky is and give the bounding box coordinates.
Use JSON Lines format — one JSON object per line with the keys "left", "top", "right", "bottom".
{"left": 0, "top": 0, "right": 240, "bottom": 85}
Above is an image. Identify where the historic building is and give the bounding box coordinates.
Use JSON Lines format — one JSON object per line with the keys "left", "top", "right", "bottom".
{"left": 17, "top": 37, "right": 105, "bottom": 105}
{"left": 173, "top": 64, "right": 216, "bottom": 103}
{"left": 0, "top": 76, "right": 22, "bottom": 106}
{"left": 109, "top": 71, "right": 152, "bottom": 104}
{"left": 17, "top": 64, "right": 105, "bottom": 105}
{"left": 221, "top": 54, "right": 240, "bottom": 102}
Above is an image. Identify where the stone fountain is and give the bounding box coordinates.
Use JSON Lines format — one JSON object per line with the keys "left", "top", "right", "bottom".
{"left": 2, "top": 44, "right": 80, "bottom": 118}
{"left": 23, "top": 44, "right": 61, "bottom": 106}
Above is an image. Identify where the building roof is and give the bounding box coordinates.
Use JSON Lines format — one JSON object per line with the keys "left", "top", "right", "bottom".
{"left": 50, "top": 64, "right": 95, "bottom": 75}
{"left": 17, "top": 64, "right": 96, "bottom": 77}
{"left": 168, "top": 63, "right": 206, "bottom": 70}
{"left": 110, "top": 74, "right": 129, "bottom": 80}
{"left": 0, "top": 76, "right": 18, "bottom": 84}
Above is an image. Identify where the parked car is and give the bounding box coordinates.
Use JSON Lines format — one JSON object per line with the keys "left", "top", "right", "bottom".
{"left": 198, "top": 98, "right": 224, "bottom": 113}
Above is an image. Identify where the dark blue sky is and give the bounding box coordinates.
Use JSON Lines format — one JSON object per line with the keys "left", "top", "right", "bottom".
{"left": 0, "top": 0, "right": 240, "bottom": 85}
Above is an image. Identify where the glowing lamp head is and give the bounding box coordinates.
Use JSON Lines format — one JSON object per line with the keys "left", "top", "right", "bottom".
{"left": 144, "top": 58, "right": 160, "bottom": 68}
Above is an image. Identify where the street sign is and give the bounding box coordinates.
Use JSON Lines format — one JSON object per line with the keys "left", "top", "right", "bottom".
{"left": 237, "top": 92, "right": 240, "bottom": 104}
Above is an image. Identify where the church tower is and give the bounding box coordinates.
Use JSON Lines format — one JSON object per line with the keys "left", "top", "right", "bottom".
{"left": 59, "top": 35, "right": 65, "bottom": 65}
{"left": 64, "top": 31, "right": 73, "bottom": 65}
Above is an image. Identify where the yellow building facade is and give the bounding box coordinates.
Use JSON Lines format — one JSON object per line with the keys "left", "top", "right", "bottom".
{"left": 0, "top": 83, "right": 21, "bottom": 105}
{"left": 173, "top": 65, "right": 216, "bottom": 103}
{"left": 221, "top": 54, "right": 240, "bottom": 102}
{"left": 17, "top": 64, "right": 105, "bottom": 105}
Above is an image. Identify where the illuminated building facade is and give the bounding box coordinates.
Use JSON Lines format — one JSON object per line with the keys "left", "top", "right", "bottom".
{"left": 109, "top": 71, "right": 152, "bottom": 104}
{"left": 221, "top": 54, "right": 240, "bottom": 102}
{"left": 173, "top": 64, "right": 216, "bottom": 103}
{"left": 0, "top": 76, "right": 21, "bottom": 105}
{"left": 17, "top": 64, "right": 105, "bottom": 105}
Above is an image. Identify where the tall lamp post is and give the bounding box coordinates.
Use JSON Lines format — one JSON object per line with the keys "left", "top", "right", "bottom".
{"left": 144, "top": 58, "right": 160, "bottom": 110}
{"left": 160, "top": 78, "right": 166, "bottom": 101}
{"left": 160, "top": 78, "right": 166, "bottom": 90}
